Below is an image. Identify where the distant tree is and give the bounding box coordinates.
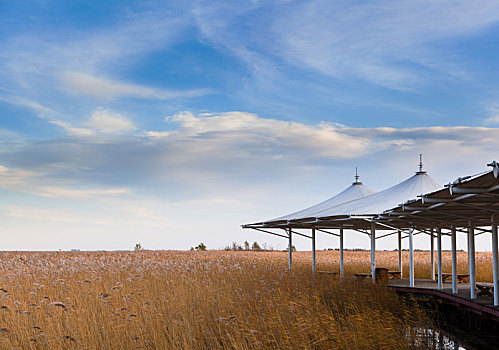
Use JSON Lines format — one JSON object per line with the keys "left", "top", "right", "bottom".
{"left": 190, "top": 247, "right": 195, "bottom": 251}
{"left": 284, "top": 245, "right": 296, "bottom": 252}
{"left": 134, "top": 243, "right": 144, "bottom": 251}
{"left": 195, "top": 243, "right": 207, "bottom": 251}
{"left": 244, "top": 241, "right": 250, "bottom": 250}
{"left": 251, "top": 241, "right": 261, "bottom": 251}
{"left": 231, "top": 242, "right": 243, "bottom": 251}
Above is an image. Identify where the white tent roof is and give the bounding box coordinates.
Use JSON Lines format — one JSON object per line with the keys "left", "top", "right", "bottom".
{"left": 312, "top": 170, "right": 442, "bottom": 219}
{"left": 243, "top": 159, "right": 444, "bottom": 229}
{"left": 268, "top": 176, "right": 377, "bottom": 222}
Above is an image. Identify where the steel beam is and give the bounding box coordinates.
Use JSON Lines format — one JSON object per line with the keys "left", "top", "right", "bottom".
{"left": 290, "top": 230, "right": 312, "bottom": 239}
{"left": 437, "top": 227, "right": 443, "bottom": 290}
{"left": 431, "top": 228, "right": 435, "bottom": 281}
{"left": 451, "top": 226, "right": 457, "bottom": 294}
{"left": 468, "top": 222, "right": 476, "bottom": 299}
{"left": 371, "top": 221, "right": 376, "bottom": 284}
{"left": 312, "top": 228, "right": 316, "bottom": 274}
{"left": 288, "top": 228, "right": 292, "bottom": 272}
{"left": 340, "top": 224, "right": 344, "bottom": 277}
{"left": 250, "top": 227, "right": 288, "bottom": 239}
{"left": 492, "top": 215, "right": 499, "bottom": 306}
{"left": 398, "top": 230, "right": 402, "bottom": 278}
{"left": 409, "top": 227, "right": 414, "bottom": 287}
{"left": 385, "top": 211, "right": 487, "bottom": 234}
{"left": 315, "top": 228, "right": 340, "bottom": 237}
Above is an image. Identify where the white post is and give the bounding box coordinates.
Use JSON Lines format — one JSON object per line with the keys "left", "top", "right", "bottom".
{"left": 451, "top": 225, "right": 457, "bottom": 294}
{"left": 340, "top": 224, "right": 344, "bottom": 277}
{"left": 430, "top": 228, "right": 435, "bottom": 281}
{"left": 468, "top": 222, "right": 476, "bottom": 299}
{"left": 288, "top": 229, "right": 292, "bottom": 272}
{"left": 312, "top": 228, "right": 316, "bottom": 274}
{"left": 437, "top": 227, "right": 442, "bottom": 290}
{"left": 371, "top": 221, "right": 376, "bottom": 283}
{"left": 492, "top": 215, "right": 499, "bottom": 306}
{"left": 398, "top": 230, "right": 402, "bottom": 278}
{"left": 409, "top": 227, "right": 414, "bottom": 287}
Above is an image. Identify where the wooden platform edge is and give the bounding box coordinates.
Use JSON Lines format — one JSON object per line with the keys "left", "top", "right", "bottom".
{"left": 388, "top": 285, "right": 499, "bottom": 320}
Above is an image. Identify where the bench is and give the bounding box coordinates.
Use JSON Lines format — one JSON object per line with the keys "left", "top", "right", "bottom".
{"left": 355, "top": 273, "right": 371, "bottom": 281}
{"left": 317, "top": 271, "right": 339, "bottom": 278}
{"left": 388, "top": 271, "right": 401, "bottom": 279}
{"left": 435, "top": 273, "right": 470, "bottom": 283}
{"left": 476, "top": 283, "right": 494, "bottom": 297}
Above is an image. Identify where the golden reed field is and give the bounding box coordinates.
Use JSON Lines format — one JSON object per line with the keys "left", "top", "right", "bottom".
{"left": 0, "top": 250, "right": 489, "bottom": 349}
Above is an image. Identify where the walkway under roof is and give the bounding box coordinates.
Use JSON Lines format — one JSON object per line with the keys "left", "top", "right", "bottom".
{"left": 242, "top": 159, "right": 499, "bottom": 307}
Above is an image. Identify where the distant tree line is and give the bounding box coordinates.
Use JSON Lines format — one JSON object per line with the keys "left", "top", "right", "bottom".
{"left": 190, "top": 243, "right": 207, "bottom": 251}
{"left": 222, "top": 241, "right": 278, "bottom": 251}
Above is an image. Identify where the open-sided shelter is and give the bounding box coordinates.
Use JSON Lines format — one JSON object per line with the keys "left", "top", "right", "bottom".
{"left": 243, "top": 160, "right": 499, "bottom": 306}
{"left": 243, "top": 158, "right": 442, "bottom": 277}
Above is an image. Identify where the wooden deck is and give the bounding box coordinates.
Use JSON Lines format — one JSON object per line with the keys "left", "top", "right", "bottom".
{"left": 387, "top": 278, "right": 499, "bottom": 320}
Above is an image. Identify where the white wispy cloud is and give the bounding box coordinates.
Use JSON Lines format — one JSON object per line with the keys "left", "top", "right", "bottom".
{"left": 50, "top": 121, "right": 94, "bottom": 136}
{"left": 0, "top": 3, "right": 208, "bottom": 120}
{"left": 484, "top": 105, "right": 499, "bottom": 124}
{"left": 3, "top": 111, "right": 499, "bottom": 198}
{"left": 0, "top": 96, "right": 60, "bottom": 120}
{"left": 1, "top": 4, "right": 192, "bottom": 79}
{"left": 62, "top": 72, "right": 211, "bottom": 100}
{"left": 273, "top": 0, "right": 499, "bottom": 89}
{"left": 193, "top": 0, "right": 499, "bottom": 91}
{"left": 2, "top": 206, "right": 114, "bottom": 224}
{"left": 164, "top": 111, "right": 371, "bottom": 159}
{"left": 0, "top": 164, "right": 129, "bottom": 200}
{"left": 84, "top": 108, "right": 135, "bottom": 133}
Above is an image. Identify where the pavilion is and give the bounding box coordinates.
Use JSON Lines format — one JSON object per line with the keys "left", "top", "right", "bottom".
{"left": 242, "top": 159, "right": 499, "bottom": 306}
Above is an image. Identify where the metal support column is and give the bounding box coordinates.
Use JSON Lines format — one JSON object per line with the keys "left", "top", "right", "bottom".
{"left": 409, "top": 227, "right": 414, "bottom": 287}
{"left": 371, "top": 221, "right": 376, "bottom": 284}
{"left": 312, "top": 228, "right": 316, "bottom": 274}
{"left": 451, "top": 226, "right": 457, "bottom": 294}
{"left": 437, "top": 227, "right": 442, "bottom": 290}
{"left": 340, "top": 224, "right": 344, "bottom": 277}
{"left": 398, "top": 230, "right": 402, "bottom": 278}
{"left": 288, "top": 228, "right": 292, "bottom": 272}
{"left": 492, "top": 215, "right": 499, "bottom": 306}
{"left": 468, "top": 222, "right": 476, "bottom": 299}
{"left": 430, "top": 228, "right": 435, "bottom": 281}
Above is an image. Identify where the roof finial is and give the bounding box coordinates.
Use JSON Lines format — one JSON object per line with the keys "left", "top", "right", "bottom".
{"left": 416, "top": 154, "right": 427, "bottom": 174}
{"left": 353, "top": 167, "right": 362, "bottom": 185}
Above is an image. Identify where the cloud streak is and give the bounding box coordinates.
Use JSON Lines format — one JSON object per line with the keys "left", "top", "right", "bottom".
{"left": 2, "top": 111, "right": 499, "bottom": 200}
{"left": 0, "top": 164, "right": 129, "bottom": 200}
{"left": 193, "top": 0, "right": 499, "bottom": 91}
{"left": 62, "top": 72, "right": 211, "bottom": 100}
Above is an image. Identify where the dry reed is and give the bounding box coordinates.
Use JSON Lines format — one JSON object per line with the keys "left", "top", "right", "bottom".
{"left": 0, "top": 250, "right": 449, "bottom": 349}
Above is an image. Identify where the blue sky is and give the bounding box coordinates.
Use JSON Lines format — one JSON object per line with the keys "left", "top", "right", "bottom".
{"left": 1, "top": 1, "right": 499, "bottom": 251}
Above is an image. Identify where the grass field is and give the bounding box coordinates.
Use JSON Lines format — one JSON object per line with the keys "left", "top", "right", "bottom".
{"left": 0, "top": 250, "right": 483, "bottom": 349}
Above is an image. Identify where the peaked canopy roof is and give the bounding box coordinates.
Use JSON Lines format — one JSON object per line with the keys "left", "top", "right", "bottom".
{"left": 314, "top": 170, "right": 441, "bottom": 219}
{"left": 375, "top": 162, "right": 499, "bottom": 231}
{"left": 271, "top": 173, "right": 376, "bottom": 222}
{"left": 243, "top": 163, "right": 443, "bottom": 230}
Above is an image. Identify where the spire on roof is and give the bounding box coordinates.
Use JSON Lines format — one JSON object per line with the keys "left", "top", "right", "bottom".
{"left": 488, "top": 160, "right": 499, "bottom": 178}
{"left": 416, "top": 154, "right": 427, "bottom": 174}
{"left": 353, "top": 166, "right": 363, "bottom": 185}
